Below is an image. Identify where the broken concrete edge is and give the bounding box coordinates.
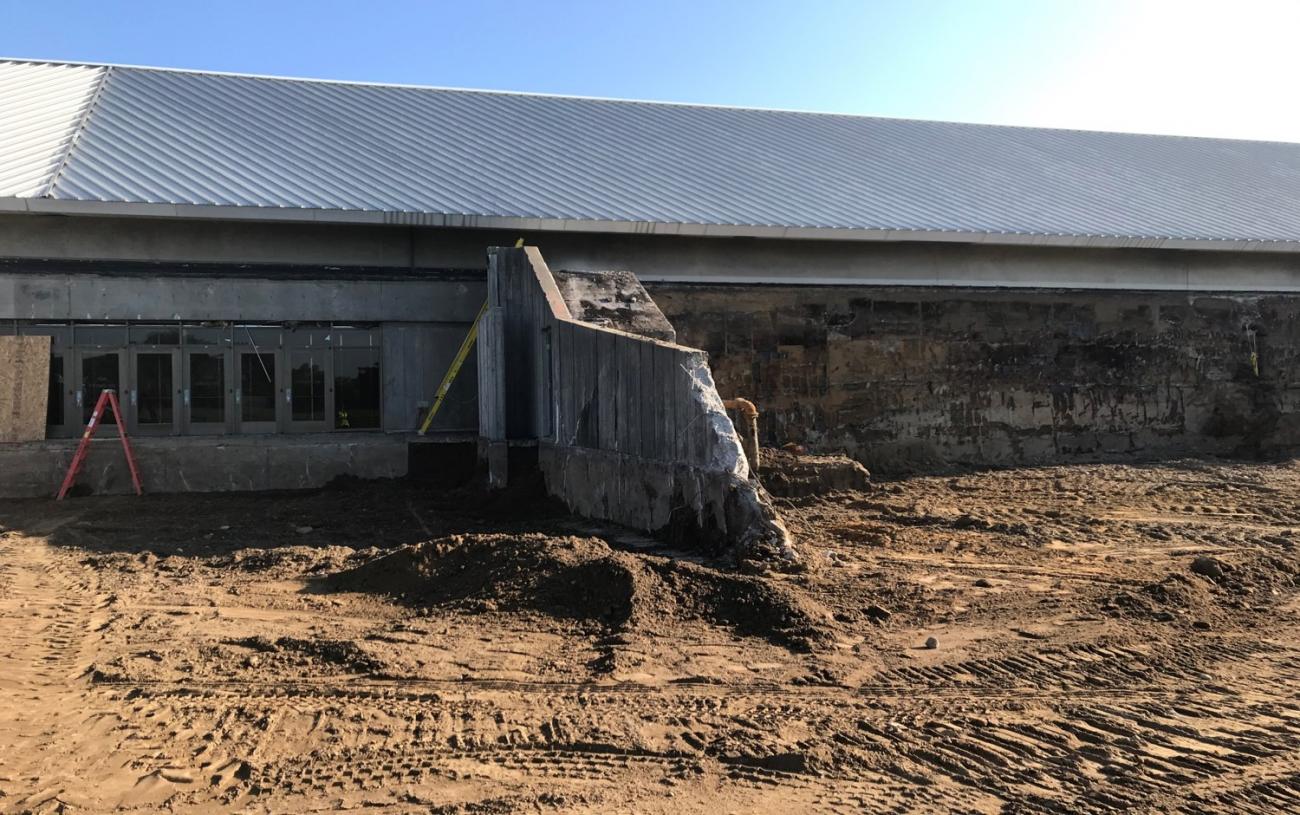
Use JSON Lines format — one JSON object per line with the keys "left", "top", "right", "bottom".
{"left": 685, "top": 352, "right": 749, "bottom": 479}
{"left": 514, "top": 246, "right": 695, "bottom": 355}
{"left": 509, "top": 246, "right": 799, "bottom": 569}
{"left": 537, "top": 443, "right": 798, "bottom": 571}
{"left": 551, "top": 268, "right": 678, "bottom": 343}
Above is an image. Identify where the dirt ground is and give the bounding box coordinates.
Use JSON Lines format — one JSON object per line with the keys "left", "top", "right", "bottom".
{"left": 3, "top": 457, "right": 1300, "bottom": 814}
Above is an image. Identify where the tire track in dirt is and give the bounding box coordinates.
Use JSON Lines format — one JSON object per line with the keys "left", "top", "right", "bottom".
{"left": 8, "top": 462, "right": 1300, "bottom": 813}
{"left": 0, "top": 532, "right": 111, "bottom": 813}
{"left": 1179, "top": 770, "right": 1300, "bottom": 814}
{"left": 102, "top": 628, "right": 1300, "bottom": 813}
{"left": 0, "top": 530, "right": 214, "bottom": 813}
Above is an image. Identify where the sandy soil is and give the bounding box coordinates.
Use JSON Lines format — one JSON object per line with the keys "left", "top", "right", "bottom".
{"left": 2, "top": 458, "right": 1300, "bottom": 813}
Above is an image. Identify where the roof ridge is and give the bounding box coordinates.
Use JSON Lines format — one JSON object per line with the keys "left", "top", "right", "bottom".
{"left": 3, "top": 56, "right": 1299, "bottom": 148}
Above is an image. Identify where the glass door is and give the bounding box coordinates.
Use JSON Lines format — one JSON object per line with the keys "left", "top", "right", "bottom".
{"left": 333, "top": 346, "right": 382, "bottom": 430}
{"left": 185, "top": 349, "right": 229, "bottom": 434}
{"left": 47, "top": 354, "right": 68, "bottom": 435}
{"left": 129, "top": 350, "right": 180, "bottom": 435}
{"left": 77, "top": 349, "right": 125, "bottom": 426}
{"left": 287, "top": 348, "right": 331, "bottom": 432}
{"left": 237, "top": 351, "right": 279, "bottom": 434}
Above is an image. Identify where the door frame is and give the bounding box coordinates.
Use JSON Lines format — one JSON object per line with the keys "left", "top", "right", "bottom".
{"left": 45, "top": 351, "right": 75, "bottom": 438}
{"left": 128, "top": 348, "right": 181, "bottom": 436}
{"left": 183, "top": 347, "right": 231, "bottom": 435}
{"left": 285, "top": 346, "right": 334, "bottom": 432}
{"left": 72, "top": 348, "right": 127, "bottom": 429}
{"left": 235, "top": 349, "right": 281, "bottom": 434}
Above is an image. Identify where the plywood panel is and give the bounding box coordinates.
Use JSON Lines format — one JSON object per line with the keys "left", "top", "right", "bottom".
{"left": 0, "top": 336, "right": 51, "bottom": 442}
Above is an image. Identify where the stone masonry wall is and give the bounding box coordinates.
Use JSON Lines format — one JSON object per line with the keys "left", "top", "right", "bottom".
{"left": 648, "top": 284, "right": 1300, "bottom": 473}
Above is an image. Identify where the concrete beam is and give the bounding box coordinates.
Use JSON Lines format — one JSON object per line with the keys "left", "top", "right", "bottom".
{"left": 0, "top": 272, "right": 485, "bottom": 322}
{"left": 8, "top": 212, "right": 1300, "bottom": 292}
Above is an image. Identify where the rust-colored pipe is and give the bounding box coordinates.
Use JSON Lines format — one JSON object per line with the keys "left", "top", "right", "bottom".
{"left": 723, "top": 398, "right": 760, "bottom": 473}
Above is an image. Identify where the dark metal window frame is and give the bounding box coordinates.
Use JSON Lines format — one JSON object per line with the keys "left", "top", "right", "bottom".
{"left": 15, "top": 320, "right": 384, "bottom": 437}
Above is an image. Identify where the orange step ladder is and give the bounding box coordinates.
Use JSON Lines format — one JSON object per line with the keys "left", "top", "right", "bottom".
{"left": 55, "top": 389, "right": 143, "bottom": 500}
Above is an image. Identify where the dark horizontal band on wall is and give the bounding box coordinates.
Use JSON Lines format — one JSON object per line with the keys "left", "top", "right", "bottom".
{"left": 0, "top": 258, "right": 484, "bottom": 281}
{"left": 6, "top": 197, "right": 1300, "bottom": 255}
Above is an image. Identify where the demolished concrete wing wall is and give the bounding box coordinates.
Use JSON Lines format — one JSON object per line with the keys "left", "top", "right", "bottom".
{"left": 479, "top": 247, "right": 794, "bottom": 565}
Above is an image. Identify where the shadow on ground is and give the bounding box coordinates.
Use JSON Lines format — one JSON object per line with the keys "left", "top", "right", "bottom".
{"left": 0, "top": 473, "right": 574, "bottom": 558}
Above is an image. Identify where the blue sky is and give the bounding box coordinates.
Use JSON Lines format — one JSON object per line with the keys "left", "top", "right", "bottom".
{"left": 2, "top": 0, "right": 1297, "bottom": 141}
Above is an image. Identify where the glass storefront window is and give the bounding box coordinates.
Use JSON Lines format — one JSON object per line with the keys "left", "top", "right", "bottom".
{"left": 75, "top": 325, "right": 127, "bottom": 347}
{"left": 234, "top": 326, "right": 281, "bottom": 348}
{"left": 20, "top": 323, "right": 70, "bottom": 349}
{"left": 130, "top": 325, "right": 181, "bottom": 345}
{"left": 287, "top": 325, "right": 332, "bottom": 348}
{"left": 333, "top": 326, "right": 380, "bottom": 348}
{"left": 240, "top": 352, "right": 277, "bottom": 423}
{"left": 184, "top": 325, "right": 229, "bottom": 346}
{"left": 47, "top": 356, "right": 64, "bottom": 426}
{"left": 81, "top": 352, "right": 121, "bottom": 424}
{"left": 335, "top": 348, "right": 381, "bottom": 429}
{"left": 17, "top": 321, "right": 387, "bottom": 436}
{"left": 290, "top": 350, "right": 327, "bottom": 422}
{"left": 136, "top": 353, "right": 174, "bottom": 425}
{"left": 189, "top": 352, "right": 225, "bottom": 424}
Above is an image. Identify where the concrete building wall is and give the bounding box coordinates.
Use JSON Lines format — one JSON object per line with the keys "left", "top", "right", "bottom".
{"left": 382, "top": 323, "right": 477, "bottom": 432}
{"left": 0, "top": 269, "right": 483, "bottom": 323}
{"left": 650, "top": 284, "right": 1300, "bottom": 472}
{"left": 9, "top": 212, "right": 1300, "bottom": 291}
{"left": 9, "top": 212, "right": 1300, "bottom": 475}
{"left": 0, "top": 267, "right": 483, "bottom": 433}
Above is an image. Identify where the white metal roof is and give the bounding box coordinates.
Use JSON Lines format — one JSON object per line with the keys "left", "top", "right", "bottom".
{"left": 4, "top": 57, "right": 1300, "bottom": 252}
{"left": 0, "top": 61, "right": 103, "bottom": 197}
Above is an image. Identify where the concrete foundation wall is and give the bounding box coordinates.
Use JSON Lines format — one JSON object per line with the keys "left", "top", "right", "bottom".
{"left": 650, "top": 284, "right": 1300, "bottom": 472}
{"left": 0, "top": 433, "right": 408, "bottom": 498}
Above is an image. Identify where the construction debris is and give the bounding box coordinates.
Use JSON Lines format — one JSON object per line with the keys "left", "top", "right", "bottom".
{"left": 484, "top": 248, "right": 796, "bottom": 568}
{"left": 758, "top": 446, "right": 872, "bottom": 497}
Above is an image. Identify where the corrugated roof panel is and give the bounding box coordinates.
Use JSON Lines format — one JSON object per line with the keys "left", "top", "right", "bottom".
{"left": 7, "top": 59, "right": 1300, "bottom": 246}
{"left": 0, "top": 61, "right": 104, "bottom": 197}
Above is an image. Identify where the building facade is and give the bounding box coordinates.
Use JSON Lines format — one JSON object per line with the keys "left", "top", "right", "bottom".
{"left": 5, "top": 59, "right": 1300, "bottom": 492}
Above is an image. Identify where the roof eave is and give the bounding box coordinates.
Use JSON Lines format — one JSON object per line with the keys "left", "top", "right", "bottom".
{"left": 3, "top": 196, "right": 1299, "bottom": 255}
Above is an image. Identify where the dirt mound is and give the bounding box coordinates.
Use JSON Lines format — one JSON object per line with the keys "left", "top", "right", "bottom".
{"left": 760, "top": 447, "right": 872, "bottom": 497}
{"left": 1104, "top": 550, "right": 1300, "bottom": 623}
{"left": 221, "top": 545, "right": 357, "bottom": 575}
{"left": 1188, "top": 551, "right": 1300, "bottom": 597}
{"left": 225, "top": 635, "right": 385, "bottom": 674}
{"left": 326, "top": 534, "right": 833, "bottom": 652}
{"left": 1105, "top": 573, "right": 1217, "bottom": 621}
